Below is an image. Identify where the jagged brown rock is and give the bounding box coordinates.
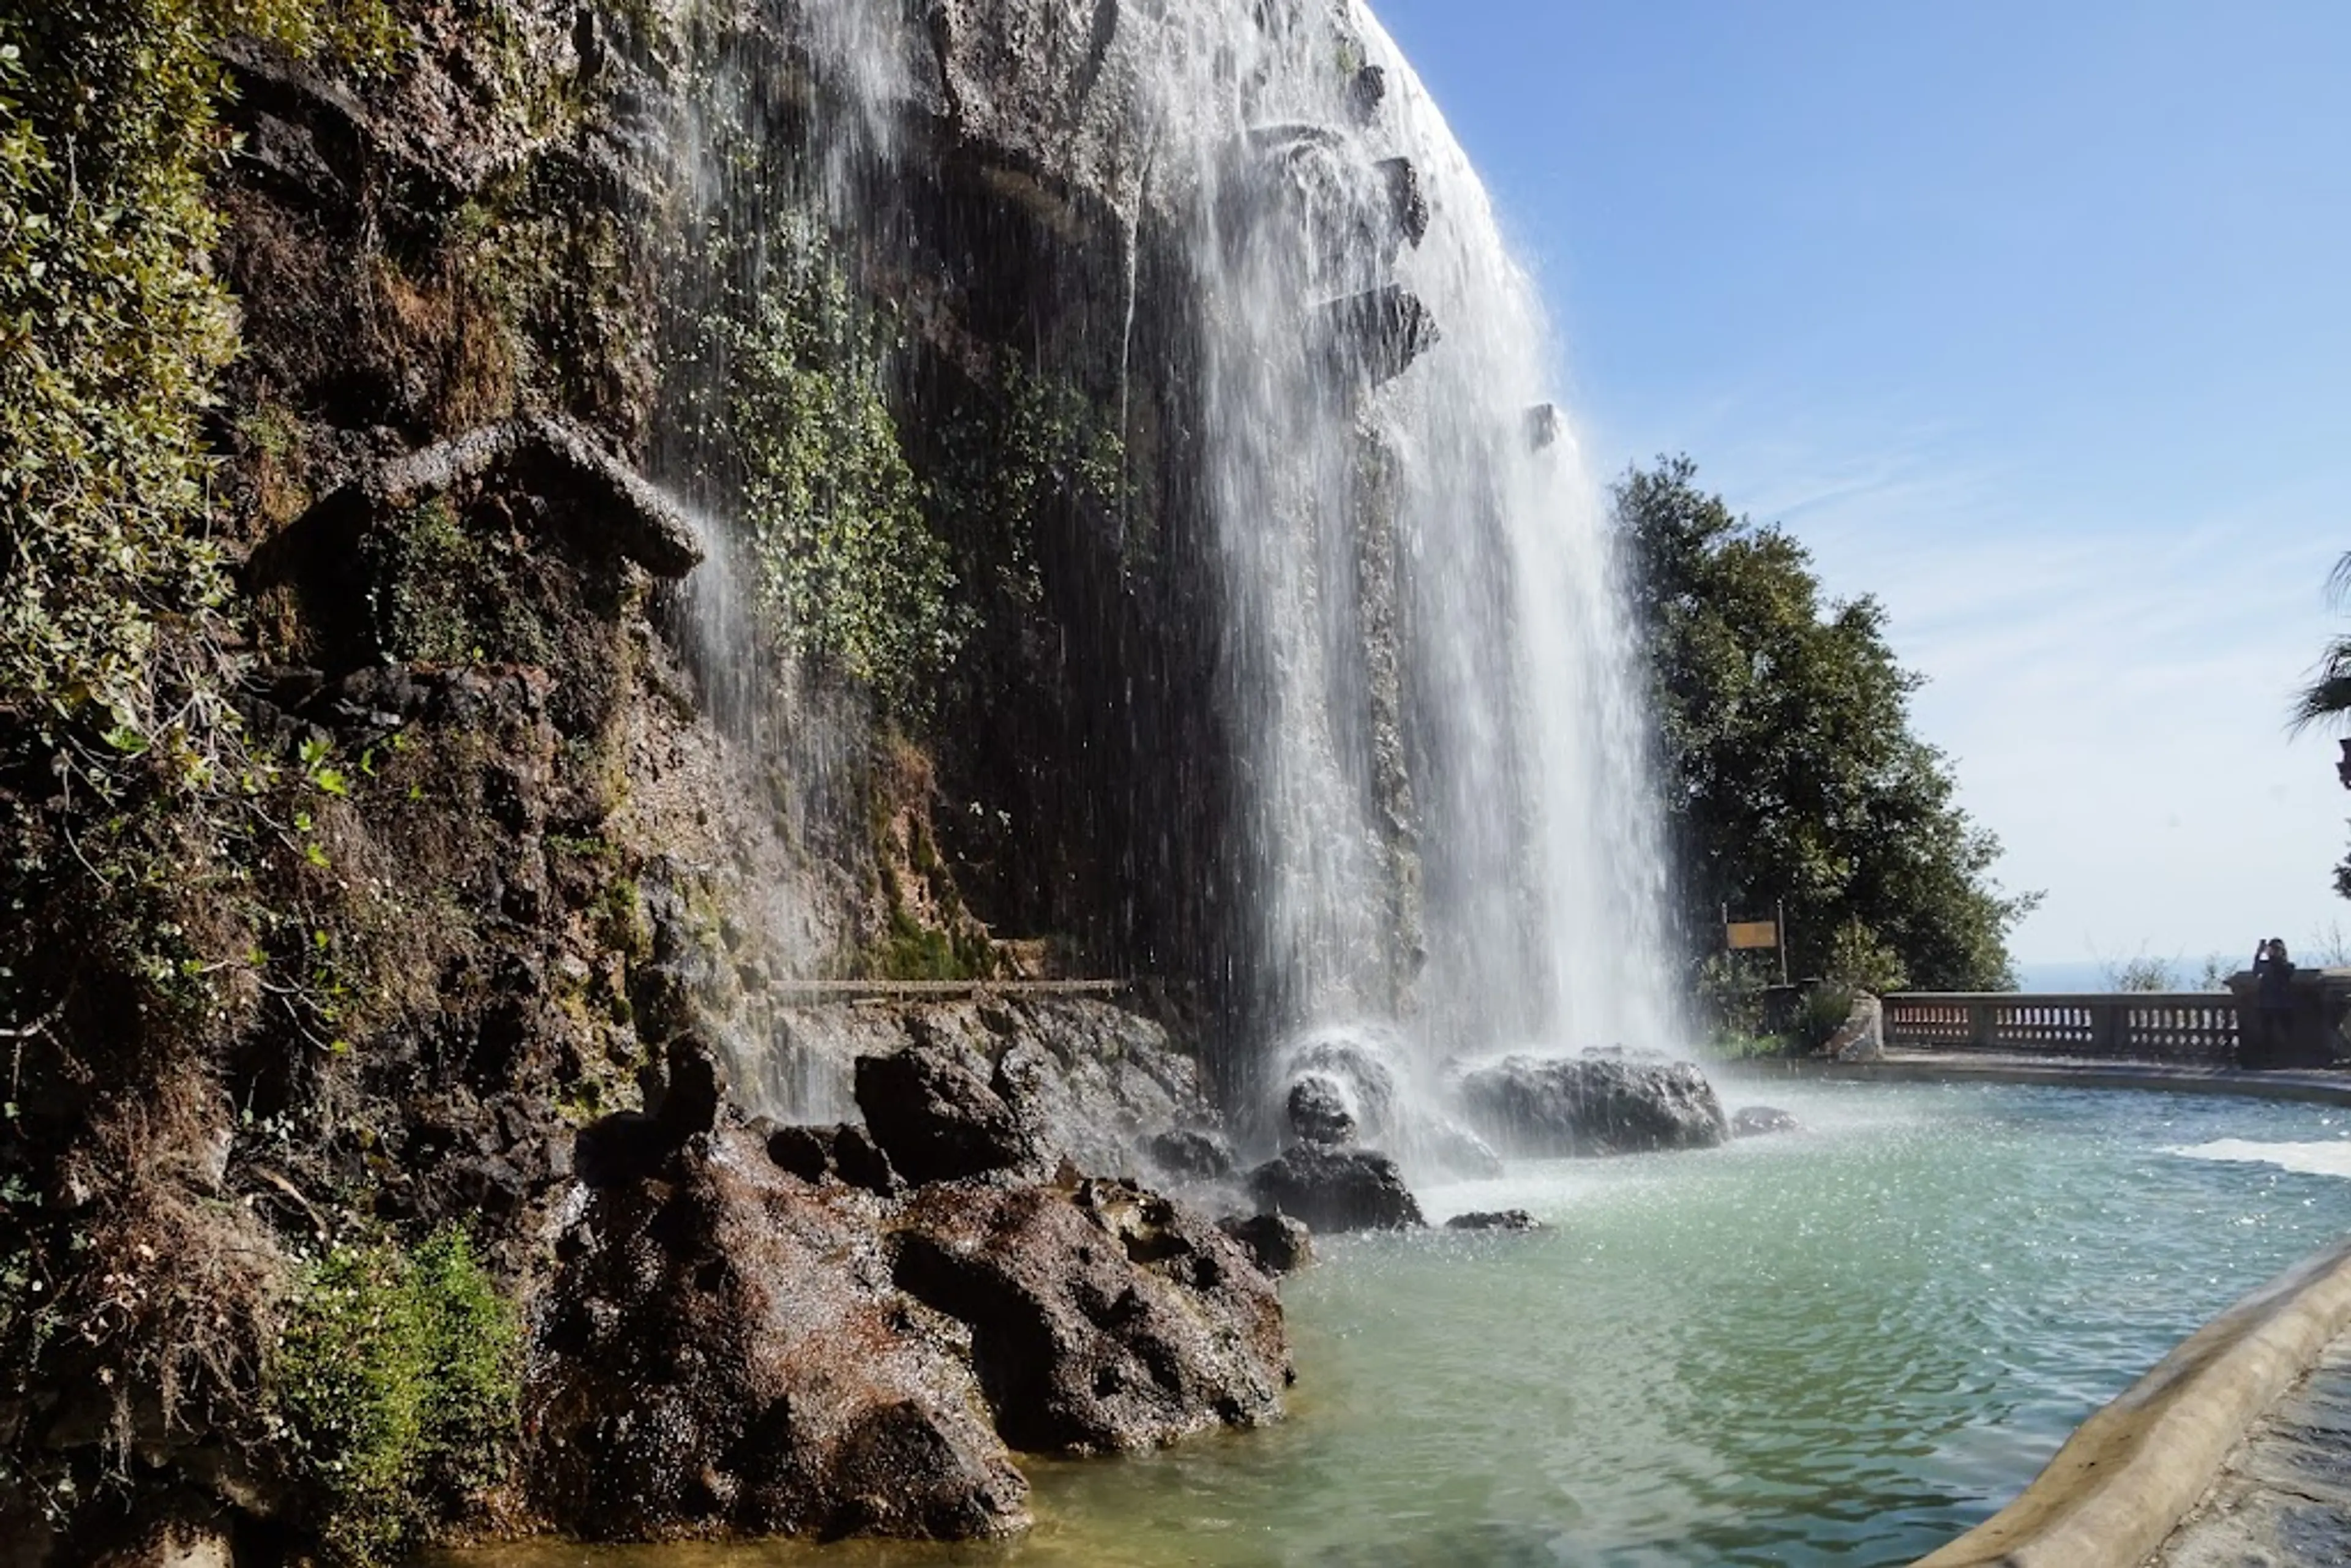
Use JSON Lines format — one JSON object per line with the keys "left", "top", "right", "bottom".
{"left": 854, "top": 1045, "right": 1041, "bottom": 1185}
{"left": 529, "top": 1126, "right": 1030, "bottom": 1542}
{"left": 890, "top": 1179, "right": 1291, "bottom": 1455}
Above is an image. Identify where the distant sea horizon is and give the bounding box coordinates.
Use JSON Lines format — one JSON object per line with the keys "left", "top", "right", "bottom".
{"left": 2012, "top": 956, "right": 2242, "bottom": 994}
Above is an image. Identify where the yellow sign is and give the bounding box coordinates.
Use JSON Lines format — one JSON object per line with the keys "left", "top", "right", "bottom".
{"left": 1727, "top": 920, "right": 1779, "bottom": 951}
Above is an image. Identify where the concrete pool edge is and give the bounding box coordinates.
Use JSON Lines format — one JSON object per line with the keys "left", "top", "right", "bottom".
{"left": 1746, "top": 1055, "right": 2351, "bottom": 1107}
{"left": 1900, "top": 1231, "right": 2351, "bottom": 1567}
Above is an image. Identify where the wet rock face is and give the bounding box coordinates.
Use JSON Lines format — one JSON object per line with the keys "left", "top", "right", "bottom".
{"left": 891, "top": 1180, "right": 1291, "bottom": 1456}
{"left": 854, "top": 1047, "right": 1041, "bottom": 1185}
{"left": 1455, "top": 1054, "right": 1730, "bottom": 1158}
{"left": 1445, "top": 1209, "right": 1542, "bottom": 1233}
{"left": 1246, "top": 1144, "right": 1423, "bottom": 1232}
{"left": 786, "top": 1000, "right": 1215, "bottom": 1182}
{"left": 1147, "top": 1127, "right": 1236, "bottom": 1182}
{"left": 1286, "top": 1074, "right": 1357, "bottom": 1146}
{"left": 530, "top": 1127, "right": 1029, "bottom": 1541}
{"left": 1219, "top": 1212, "right": 1313, "bottom": 1275}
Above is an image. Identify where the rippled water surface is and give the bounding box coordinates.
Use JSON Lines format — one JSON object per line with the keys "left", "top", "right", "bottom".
{"left": 454, "top": 1081, "right": 2351, "bottom": 1568}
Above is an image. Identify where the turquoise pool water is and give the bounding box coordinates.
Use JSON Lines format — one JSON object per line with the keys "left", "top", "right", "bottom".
{"left": 455, "top": 1079, "right": 2351, "bottom": 1567}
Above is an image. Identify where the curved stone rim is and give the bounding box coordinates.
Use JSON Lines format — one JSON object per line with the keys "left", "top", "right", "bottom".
{"left": 1909, "top": 1231, "right": 2351, "bottom": 1567}
{"left": 1766, "top": 1056, "right": 2351, "bottom": 1108}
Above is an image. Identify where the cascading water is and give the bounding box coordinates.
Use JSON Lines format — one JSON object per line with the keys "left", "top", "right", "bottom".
{"left": 680, "top": 0, "right": 1683, "bottom": 1136}
{"left": 1169, "top": 10, "right": 1680, "bottom": 1062}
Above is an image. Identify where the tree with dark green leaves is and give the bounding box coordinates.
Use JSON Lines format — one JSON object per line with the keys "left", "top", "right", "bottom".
{"left": 1614, "top": 456, "right": 2038, "bottom": 1004}
{"left": 2288, "top": 550, "right": 2351, "bottom": 899}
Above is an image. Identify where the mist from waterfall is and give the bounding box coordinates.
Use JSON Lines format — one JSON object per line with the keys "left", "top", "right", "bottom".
{"left": 689, "top": 0, "right": 1684, "bottom": 1122}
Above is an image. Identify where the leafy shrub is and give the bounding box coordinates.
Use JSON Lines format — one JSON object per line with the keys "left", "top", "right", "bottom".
{"left": 1824, "top": 917, "right": 1908, "bottom": 995}
{"left": 273, "top": 1231, "right": 519, "bottom": 1564}
{"left": 0, "top": 0, "right": 399, "bottom": 756}
{"left": 726, "top": 244, "right": 971, "bottom": 721}
{"left": 1787, "top": 982, "right": 1858, "bottom": 1055}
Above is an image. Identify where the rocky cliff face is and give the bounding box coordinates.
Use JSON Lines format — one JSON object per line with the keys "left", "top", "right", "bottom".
{"left": 0, "top": 0, "right": 1443, "bottom": 1559}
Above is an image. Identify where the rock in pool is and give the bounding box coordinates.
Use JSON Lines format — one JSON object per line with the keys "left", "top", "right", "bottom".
{"left": 530, "top": 1127, "right": 1029, "bottom": 1541}
{"left": 1444, "top": 1209, "right": 1544, "bottom": 1232}
{"left": 1247, "top": 1144, "right": 1423, "bottom": 1232}
{"left": 1455, "top": 1052, "right": 1730, "bottom": 1158}
{"left": 1730, "top": 1105, "right": 1801, "bottom": 1138}
{"left": 1286, "top": 1073, "right": 1357, "bottom": 1145}
{"left": 1219, "top": 1212, "right": 1314, "bottom": 1275}
{"left": 891, "top": 1178, "right": 1292, "bottom": 1455}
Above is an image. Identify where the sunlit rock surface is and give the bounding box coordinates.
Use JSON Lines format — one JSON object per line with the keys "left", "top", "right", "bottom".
{"left": 530, "top": 1127, "right": 1029, "bottom": 1541}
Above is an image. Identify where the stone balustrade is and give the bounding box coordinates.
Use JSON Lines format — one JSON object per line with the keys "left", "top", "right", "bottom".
{"left": 1883, "top": 972, "right": 2351, "bottom": 1068}
{"left": 1883, "top": 992, "right": 2242, "bottom": 1065}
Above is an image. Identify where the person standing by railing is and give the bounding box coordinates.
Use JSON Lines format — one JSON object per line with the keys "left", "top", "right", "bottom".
{"left": 2252, "top": 939, "right": 2297, "bottom": 1059}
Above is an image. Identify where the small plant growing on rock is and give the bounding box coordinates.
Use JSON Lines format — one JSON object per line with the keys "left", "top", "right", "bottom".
{"left": 272, "top": 1230, "right": 519, "bottom": 1564}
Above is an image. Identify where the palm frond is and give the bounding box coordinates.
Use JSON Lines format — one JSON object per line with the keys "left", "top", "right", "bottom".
{"left": 2290, "top": 637, "right": 2351, "bottom": 733}
{"left": 2329, "top": 551, "right": 2351, "bottom": 609}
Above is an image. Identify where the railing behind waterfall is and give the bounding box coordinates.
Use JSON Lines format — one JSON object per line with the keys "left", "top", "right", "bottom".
{"left": 1881, "top": 992, "right": 2241, "bottom": 1066}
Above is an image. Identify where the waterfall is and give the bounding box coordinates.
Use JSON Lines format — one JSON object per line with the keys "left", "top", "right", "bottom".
{"left": 676, "top": 0, "right": 1681, "bottom": 1123}
{"left": 1139, "top": 4, "right": 1682, "bottom": 1079}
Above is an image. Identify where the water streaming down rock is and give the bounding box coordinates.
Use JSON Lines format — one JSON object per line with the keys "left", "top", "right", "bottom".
{"left": 1158, "top": 8, "right": 1684, "bottom": 1108}
{"left": 668, "top": 0, "right": 1684, "bottom": 1127}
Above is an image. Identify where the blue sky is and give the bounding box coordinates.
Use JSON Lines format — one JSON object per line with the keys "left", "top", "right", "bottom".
{"left": 1373, "top": 0, "right": 2351, "bottom": 973}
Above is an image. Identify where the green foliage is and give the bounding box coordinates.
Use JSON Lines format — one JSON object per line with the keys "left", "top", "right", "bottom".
{"left": 2286, "top": 553, "right": 2351, "bottom": 903}
{"left": 925, "top": 360, "right": 1134, "bottom": 644}
{"left": 727, "top": 246, "right": 970, "bottom": 721}
{"left": 1789, "top": 981, "right": 1858, "bottom": 1054}
{"left": 2291, "top": 552, "right": 2351, "bottom": 735}
{"left": 869, "top": 902, "right": 986, "bottom": 981}
{"left": 0, "top": 0, "right": 400, "bottom": 752}
{"left": 1617, "top": 456, "right": 2038, "bottom": 1000}
{"left": 1824, "top": 915, "right": 1908, "bottom": 994}
{"left": 273, "top": 1230, "right": 519, "bottom": 1564}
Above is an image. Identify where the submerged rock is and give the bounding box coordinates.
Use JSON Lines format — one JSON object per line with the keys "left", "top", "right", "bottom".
{"left": 1455, "top": 1053, "right": 1730, "bottom": 1158}
{"left": 891, "top": 1179, "right": 1291, "bottom": 1455}
{"left": 1427, "top": 1118, "right": 1506, "bottom": 1178}
{"left": 530, "top": 1127, "right": 1029, "bottom": 1542}
{"left": 1247, "top": 1144, "right": 1423, "bottom": 1232}
{"left": 1444, "top": 1209, "right": 1543, "bottom": 1233}
{"left": 1220, "top": 1212, "right": 1314, "bottom": 1275}
{"left": 1730, "top": 1106, "right": 1801, "bottom": 1138}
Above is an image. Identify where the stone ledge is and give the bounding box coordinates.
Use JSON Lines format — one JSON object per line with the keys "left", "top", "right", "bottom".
{"left": 1910, "top": 1233, "right": 2351, "bottom": 1568}
{"left": 1756, "top": 1055, "right": 2351, "bottom": 1109}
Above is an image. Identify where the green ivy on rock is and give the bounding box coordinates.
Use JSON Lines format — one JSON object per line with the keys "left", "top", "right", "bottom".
{"left": 726, "top": 250, "right": 971, "bottom": 724}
